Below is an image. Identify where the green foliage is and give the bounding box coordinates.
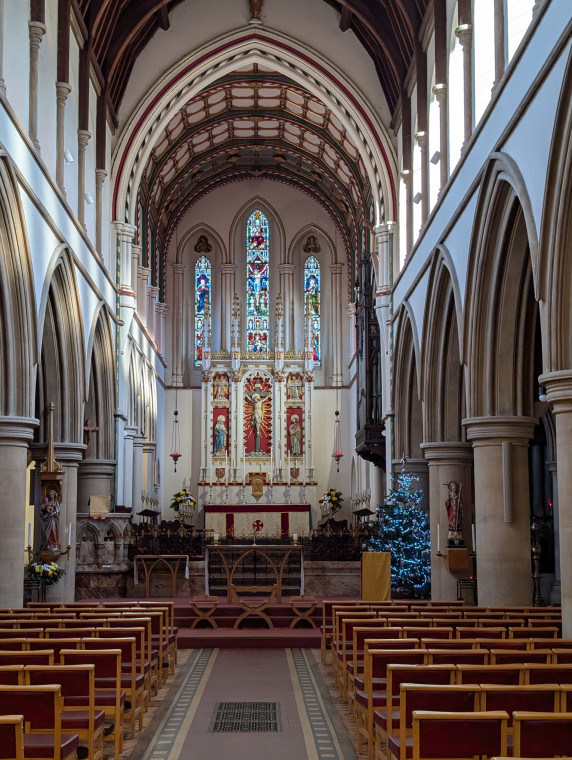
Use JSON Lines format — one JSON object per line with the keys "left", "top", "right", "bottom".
{"left": 26, "top": 561, "right": 64, "bottom": 586}
{"left": 170, "top": 489, "right": 196, "bottom": 512}
{"left": 365, "top": 469, "right": 430, "bottom": 598}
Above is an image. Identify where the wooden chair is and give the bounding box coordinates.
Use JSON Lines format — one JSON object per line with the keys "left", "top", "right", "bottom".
{"left": 25, "top": 664, "right": 104, "bottom": 760}
{"left": 109, "top": 617, "right": 157, "bottom": 695}
{"left": 0, "top": 650, "right": 54, "bottom": 665}
{"left": 0, "top": 715, "right": 24, "bottom": 760}
{"left": 0, "top": 684, "right": 79, "bottom": 760}
{"left": 456, "top": 626, "right": 506, "bottom": 639}
{"left": 26, "top": 639, "right": 81, "bottom": 660}
{"left": 189, "top": 595, "right": 219, "bottom": 629}
{"left": 455, "top": 663, "right": 524, "bottom": 685}
{"left": 511, "top": 626, "right": 560, "bottom": 638}
{"left": 320, "top": 601, "right": 368, "bottom": 664}
{"left": 524, "top": 662, "right": 572, "bottom": 684}
{"left": 480, "top": 683, "right": 562, "bottom": 731}
{"left": 512, "top": 711, "right": 572, "bottom": 757}
{"left": 95, "top": 627, "right": 150, "bottom": 710}
{"left": 0, "top": 665, "right": 25, "bottom": 684}
{"left": 425, "top": 648, "right": 490, "bottom": 665}
{"left": 347, "top": 627, "right": 405, "bottom": 706}
{"left": 411, "top": 710, "right": 509, "bottom": 760}
{"left": 489, "top": 648, "right": 553, "bottom": 665}
{"left": 420, "top": 638, "right": 476, "bottom": 650}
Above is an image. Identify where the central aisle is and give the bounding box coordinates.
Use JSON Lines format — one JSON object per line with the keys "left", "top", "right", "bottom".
{"left": 136, "top": 648, "right": 355, "bottom": 760}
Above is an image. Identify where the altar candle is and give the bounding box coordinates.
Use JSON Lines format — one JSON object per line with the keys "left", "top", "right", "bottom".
{"left": 242, "top": 446, "right": 246, "bottom": 486}
{"left": 27, "top": 522, "right": 31, "bottom": 546}
{"left": 225, "top": 453, "right": 228, "bottom": 485}
{"left": 270, "top": 451, "right": 273, "bottom": 485}
{"left": 293, "top": 533, "right": 298, "bottom": 542}
{"left": 472, "top": 523, "right": 476, "bottom": 550}
{"left": 287, "top": 464, "right": 290, "bottom": 485}
{"left": 68, "top": 522, "right": 72, "bottom": 546}
{"left": 436, "top": 523, "right": 440, "bottom": 552}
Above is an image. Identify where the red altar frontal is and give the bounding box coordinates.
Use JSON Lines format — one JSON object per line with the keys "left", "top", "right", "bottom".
{"left": 204, "top": 503, "right": 311, "bottom": 539}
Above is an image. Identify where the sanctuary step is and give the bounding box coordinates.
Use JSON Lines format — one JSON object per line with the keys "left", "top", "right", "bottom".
{"left": 177, "top": 626, "right": 320, "bottom": 649}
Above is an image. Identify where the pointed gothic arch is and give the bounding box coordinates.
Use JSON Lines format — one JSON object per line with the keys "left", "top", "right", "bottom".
{"left": 393, "top": 303, "right": 423, "bottom": 460}
{"left": 84, "top": 305, "right": 116, "bottom": 460}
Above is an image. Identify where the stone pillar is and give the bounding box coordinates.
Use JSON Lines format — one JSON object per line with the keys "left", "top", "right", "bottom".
{"left": 55, "top": 82, "right": 72, "bottom": 194}
{"left": 77, "top": 129, "right": 91, "bottom": 231}
{"left": 432, "top": 83, "right": 449, "bottom": 188}
{"left": 414, "top": 131, "right": 429, "bottom": 224}
{"left": 137, "top": 267, "right": 150, "bottom": 325}
{"left": 132, "top": 434, "right": 145, "bottom": 523}
{"left": 455, "top": 24, "right": 473, "bottom": 147}
{"left": 421, "top": 442, "right": 474, "bottom": 601}
{"left": 400, "top": 169, "right": 413, "bottom": 255}
{"left": 77, "top": 460, "right": 116, "bottom": 514}
{"left": 547, "top": 462, "right": 561, "bottom": 604}
{"left": 0, "top": 418, "right": 36, "bottom": 607}
{"left": 155, "top": 302, "right": 167, "bottom": 357}
{"left": 539, "top": 371, "right": 572, "bottom": 635}
{"left": 95, "top": 169, "right": 107, "bottom": 258}
{"left": 28, "top": 20, "right": 46, "bottom": 151}
{"left": 147, "top": 285, "right": 158, "bottom": 343}
{"left": 220, "top": 264, "right": 236, "bottom": 351}
{"left": 347, "top": 302, "right": 356, "bottom": 364}
{"left": 330, "top": 263, "right": 343, "bottom": 386}
{"left": 122, "top": 426, "right": 137, "bottom": 511}
{"left": 131, "top": 245, "right": 141, "bottom": 294}
{"left": 171, "top": 263, "right": 184, "bottom": 385}
{"left": 464, "top": 416, "right": 536, "bottom": 607}
{"left": 279, "top": 263, "right": 295, "bottom": 351}
{"left": 493, "top": 0, "right": 506, "bottom": 89}
{"left": 115, "top": 223, "right": 137, "bottom": 295}
{"left": 0, "top": 0, "right": 7, "bottom": 97}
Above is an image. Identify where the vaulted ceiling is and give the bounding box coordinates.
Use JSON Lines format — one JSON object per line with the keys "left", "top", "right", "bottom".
{"left": 77, "top": 0, "right": 428, "bottom": 121}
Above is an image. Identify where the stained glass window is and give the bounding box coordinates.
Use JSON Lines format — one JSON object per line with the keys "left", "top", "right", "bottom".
{"left": 304, "top": 256, "right": 321, "bottom": 364}
{"left": 246, "top": 210, "right": 270, "bottom": 353}
{"left": 194, "top": 255, "right": 211, "bottom": 363}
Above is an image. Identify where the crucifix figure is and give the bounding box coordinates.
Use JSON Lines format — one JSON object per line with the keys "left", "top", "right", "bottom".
{"left": 246, "top": 382, "right": 270, "bottom": 453}
{"left": 83, "top": 418, "right": 99, "bottom": 458}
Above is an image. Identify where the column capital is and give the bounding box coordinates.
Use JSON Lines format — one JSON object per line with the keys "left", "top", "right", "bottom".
{"left": 0, "top": 417, "right": 38, "bottom": 446}
{"left": 55, "top": 81, "right": 72, "bottom": 105}
{"left": 414, "top": 130, "right": 428, "bottom": 147}
{"left": 171, "top": 262, "right": 185, "bottom": 274}
{"left": 346, "top": 302, "right": 356, "bottom": 318}
{"left": 220, "top": 263, "right": 237, "bottom": 275}
{"left": 28, "top": 20, "right": 46, "bottom": 48}
{"left": 455, "top": 24, "right": 473, "bottom": 48}
{"left": 77, "top": 129, "right": 91, "bottom": 149}
{"left": 95, "top": 168, "right": 107, "bottom": 187}
{"left": 156, "top": 302, "right": 168, "bottom": 316}
{"left": 432, "top": 82, "right": 447, "bottom": 102}
{"left": 374, "top": 221, "right": 397, "bottom": 241}
{"left": 147, "top": 284, "right": 159, "bottom": 297}
{"left": 463, "top": 415, "right": 537, "bottom": 443}
{"left": 114, "top": 221, "right": 137, "bottom": 242}
{"left": 30, "top": 441, "right": 86, "bottom": 464}
{"left": 138, "top": 265, "right": 151, "bottom": 279}
{"left": 421, "top": 441, "right": 474, "bottom": 464}
{"left": 400, "top": 169, "right": 412, "bottom": 184}
{"left": 329, "top": 263, "right": 343, "bottom": 275}
{"left": 279, "top": 263, "right": 295, "bottom": 275}
{"left": 539, "top": 370, "right": 572, "bottom": 414}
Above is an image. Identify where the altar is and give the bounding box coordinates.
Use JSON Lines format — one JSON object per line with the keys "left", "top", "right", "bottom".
{"left": 204, "top": 503, "right": 311, "bottom": 539}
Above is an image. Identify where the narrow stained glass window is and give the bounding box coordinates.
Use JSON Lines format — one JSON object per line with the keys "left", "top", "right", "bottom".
{"left": 246, "top": 210, "right": 270, "bottom": 353}
{"left": 304, "top": 256, "right": 320, "bottom": 364}
{"left": 195, "top": 255, "right": 211, "bottom": 363}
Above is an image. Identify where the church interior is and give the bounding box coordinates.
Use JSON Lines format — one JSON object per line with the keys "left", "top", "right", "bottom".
{"left": 0, "top": 0, "right": 571, "bottom": 758}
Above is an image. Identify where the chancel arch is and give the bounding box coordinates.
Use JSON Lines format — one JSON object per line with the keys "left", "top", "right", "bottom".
{"left": 463, "top": 154, "right": 541, "bottom": 608}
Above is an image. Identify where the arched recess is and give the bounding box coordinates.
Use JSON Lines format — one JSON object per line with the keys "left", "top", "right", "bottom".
{"left": 538, "top": 49, "right": 572, "bottom": 371}
{"left": 0, "top": 155, "right": 37, "bottom": 419}
{"left": 421, "top": 247, "right": 465, "bottom": 442}
{"left": 35, "top": 248, "right": 85, "bottom": 445}
{"left": 84, "top": 305, "right": 116, "bottom": 460}
{"left": 393, "top": 303, "right": 423, "bottom": 460}
{"left": 464, "top": 154, "right": 539, "bottom": 419}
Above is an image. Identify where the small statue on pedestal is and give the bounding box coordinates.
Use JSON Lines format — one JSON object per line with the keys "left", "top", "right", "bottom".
{"left": 445, "top": 480, "right": 464, "bottom": 546}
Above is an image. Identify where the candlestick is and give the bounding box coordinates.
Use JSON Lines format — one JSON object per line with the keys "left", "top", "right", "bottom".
{"left": 242, "top": 446, "right": 246, "bottom": 486}
{"left": 270, "top": 450, "right": 273, "bottom": 486}
{"left": 472, "top": 523, "right": 476, "bottom": 550}
{"left": 436, "top": 523, "right": 440, "bottom": 553}
{"left": 225, "top": 452, "right": 228, "bottom": 485}
{"left": 68, "top": 521, "right": 72, "bottom": 546}
{"left": 27, "top": 522, "right": 32, "bottom": 546}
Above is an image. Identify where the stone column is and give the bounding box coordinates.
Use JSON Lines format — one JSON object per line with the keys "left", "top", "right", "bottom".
{"left": 55, "top": 81, "right": 72, "bottom": 194}
{"left": 0, "top": 0, "right": 7, "bottom": 97}
{"left": 115, "top": 223, "right": 137, "bottom": 295}
{"left": 347, "top": 302, "right": 356, "bottom": 364}
{"left": 77, "top": 460, "right": 116, "bottom": 514}
{"left": 539, "top": 370, "right": 572, "bottom": 635}
{"left": 155, "top": 303, "right": 167, "bottom": 357}
{"left": 279, "top": 263, "right": 295, "bottom": 351}
{"left": 95, "top": 169, "right": 107, "bottom": 258}
{"left": 432, "top": 83, "right": 449, "bottom": 188}
{"left": 77, "top": 129, "right": 91, "bottom": 231}
{"left": 464, "top": 416, "right": 536, "bottom": 607}
{"left": 131, "top": 245, "right": 141, "bottom": 294}
{"left": 547, "top": 462, "right": 561, "bottom": 604}
{"left": 137, "top": 267, "right": 150, "bottom": 326}
{"left": 28, "top": 20, "right": 46, "bottom": 151}
{"left": 414, "top": 131, "right": 429, "bottom": 224}
{"left": 132, "top": 434, "right": 145, "bottom": 523}
{"left": 455, "top": 24, "right": 473, "bottom": 147}
{"left": 171, "top": 263, "right": 184, "bottom": 386}
{"left": 493, "top": 0, "right": 506, "bottom": 89}
{"left": 220, "top": 264, "right": 236, "bottom": 351}
{"left": 400, "top": 170, "right": 413, "bottom": 255}
{"left": 330, "top": 263, "right": 343, "bottom": 386}
{"left": 421, "top": 442, "right": 474, "bottom": 601}
{"left": 147, "top": 285, "right": 158, "bottom": 343}
{"left": 122, "top": 426, "right": 137, "bottom": 511}
{"left": 0, "top": 417, "right": 36, "bottom": 607}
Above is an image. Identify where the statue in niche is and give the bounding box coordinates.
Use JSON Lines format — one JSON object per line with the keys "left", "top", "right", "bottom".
{"left": 289, "top": 414, "right": 302, "bottom": 456}
{"left": 249, "top": 0, "right": 264, "bottom": 21}
{"left": 214, "top": 415, "right": 227, "bottom": 455}
{"left": 445, "top": 480, "right": 464, "bottom": 545}
{"left": 303, "top": 234, "right": 321, "bottom": 253}
{"left": 101, "top": 530, "right": 116, "bottom": 565}
{"left": 194, "top": 235, "right": 212, "bottom": 253}
{"left": 246, "top": 382, "right": 271, "bottom": 453}
{"left": 213, "top": 374, "right": 229, "bottom": 400}
{"left": 40, "top": 490, "right": 60, "bottom": 551}
{"left": 287, "top": 374, "right": 303, "bottom": 400}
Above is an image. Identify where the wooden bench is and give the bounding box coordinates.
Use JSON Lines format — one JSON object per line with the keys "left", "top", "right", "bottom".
{"left": 411, "top": 710, "right": 509, "bottom": 760}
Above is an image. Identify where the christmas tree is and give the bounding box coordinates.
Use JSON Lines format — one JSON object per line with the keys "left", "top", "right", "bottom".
{"left": 365, "top": 469, "right": 431, "bottom": 598}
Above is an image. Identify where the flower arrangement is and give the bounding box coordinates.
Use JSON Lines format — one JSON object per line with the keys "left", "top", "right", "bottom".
{"left": 320, "top": 488, "right": 343, "bottom": 516}
{"left": 169, "top": 488, "right": 196, "bottom": 513}
{"left": 26, "top": 561, "right": 64, "bottom": 586}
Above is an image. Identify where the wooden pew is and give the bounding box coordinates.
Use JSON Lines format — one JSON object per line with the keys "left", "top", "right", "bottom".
{"left": 0, "top": 715, "right": 25, "bottom": 760}
{"left": 411, "top": 710, "right": 509, "bottom": 760}
{"left": 512, "top": 710, "right": 572, "bottom": 757}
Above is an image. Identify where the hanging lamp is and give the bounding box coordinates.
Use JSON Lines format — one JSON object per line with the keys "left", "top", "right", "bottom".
{"left": 332, "top": 409, "right": 343, "bottom": 472}
{"left": 170, "top": 384, "right": 181, "bottom": 471}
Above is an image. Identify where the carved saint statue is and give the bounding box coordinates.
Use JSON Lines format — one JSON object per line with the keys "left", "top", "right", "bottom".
{"left": 214, "top": 414, "right": 227, "bottom": 455}
{"left": 40, "top": 490, "right": 61, "bottom": 551}
{"left": 289, "top": 414, "right": 302, "bottom": 456}
{"left": 445, "top": 480, "right": 463, "bottom": 545}
{"left": 246, "top": 382, "right": 270, "bottom": 452}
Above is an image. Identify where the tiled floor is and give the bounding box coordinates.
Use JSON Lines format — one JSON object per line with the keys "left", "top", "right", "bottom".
{"left": 125, "top": 648, "right": 358, "bottom": 760}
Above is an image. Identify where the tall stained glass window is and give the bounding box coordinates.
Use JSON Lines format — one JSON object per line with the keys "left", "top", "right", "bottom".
{"left": 304, "top": 256, "right": 321, "bottom": 364}
{"left": 194, "top": 255, "right": 211, "bottom": 363}
{"left": 246, "top": 210, "right": 270, "bottom": 353}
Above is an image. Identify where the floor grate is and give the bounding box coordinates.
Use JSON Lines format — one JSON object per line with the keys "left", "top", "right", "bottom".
{"left": 209, "top": 701, "right": 282, "bottom": 732}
